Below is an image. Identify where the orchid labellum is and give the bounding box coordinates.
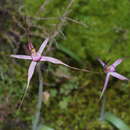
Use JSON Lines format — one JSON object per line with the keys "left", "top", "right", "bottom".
{"left": 98, "top": 58, "right": 129, "bottom": 99}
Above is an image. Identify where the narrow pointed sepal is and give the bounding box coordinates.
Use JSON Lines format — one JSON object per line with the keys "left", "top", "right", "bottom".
{"left": 110, "top": 72, "right": 129, "bottom": 80}
{"left": 40, "top": 56, "right": 90, "bottom": 72}
{"left": 38, "top": 38, "right": 49, "bottom": 55}
{"left": 100, "top": 73, "right": 110, "bottom": 100}
{"left": 10, "top": 55, "right": 32, "bottom": 60}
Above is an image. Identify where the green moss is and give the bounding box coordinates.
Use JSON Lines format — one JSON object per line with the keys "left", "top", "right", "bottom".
{"left": 1, "top": 0, "right": 130, "bottom": 129}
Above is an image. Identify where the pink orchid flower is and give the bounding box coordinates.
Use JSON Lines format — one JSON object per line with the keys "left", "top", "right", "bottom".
{"left": 98, "top": 58, "right": 129, "bottom": 99}
{"left": 11, "top": 38, "right": 88, "bottom": 106}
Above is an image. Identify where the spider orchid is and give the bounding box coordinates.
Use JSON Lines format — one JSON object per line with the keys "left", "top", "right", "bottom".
{"left": 98, "top": 58, "right": 129, "bottom": 99}
{"left": 11, "top": 38, "right": 89, "bottom": 107}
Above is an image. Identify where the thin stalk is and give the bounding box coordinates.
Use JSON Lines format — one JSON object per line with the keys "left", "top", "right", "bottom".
{"left": 32, "top": 63, "right": 43, "bottom": 130}
{"left": 99, "top": 95, "right": 106, "bottom": 121}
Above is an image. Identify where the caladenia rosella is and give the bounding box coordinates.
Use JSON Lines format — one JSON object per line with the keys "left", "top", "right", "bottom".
{"left": 98, "top": 58, "right": 129, "bottom": 99}
{"left": 11, "top": 38, "right": 89, "bottom": 107}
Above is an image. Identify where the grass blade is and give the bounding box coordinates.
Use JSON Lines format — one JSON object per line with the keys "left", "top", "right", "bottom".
{"left": 104, "top": 112, "right": 130, "bottom": 130}
{"left": 56, "top": 44, "right": 81, "bottom": 63}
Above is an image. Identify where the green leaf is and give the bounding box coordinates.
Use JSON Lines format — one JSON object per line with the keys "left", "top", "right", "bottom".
{"left": 104, "top": 112, "right": 130, "bottom": 130}
{"left": 56, "top": 44, "right": 82, "bottom": 63}
{"left": 39, "top": 125, "right": 54, "bottom": 130}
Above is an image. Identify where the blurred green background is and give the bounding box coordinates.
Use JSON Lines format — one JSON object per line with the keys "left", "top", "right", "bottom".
{"left": 0, "top": 0, "right": 130, "bottom": 129}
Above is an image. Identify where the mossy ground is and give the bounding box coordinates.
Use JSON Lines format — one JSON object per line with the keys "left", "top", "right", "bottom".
{"left": 0, "top": 0, "right": 130, "bottom": 129}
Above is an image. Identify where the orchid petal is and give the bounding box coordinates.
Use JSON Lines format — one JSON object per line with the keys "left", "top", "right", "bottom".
{"left": 100, "top": 73, "right": 110, "bottom": 99}
{"left": 97, "top": 58, "right": 106, "bottom": 68}
{"left": 38, "top": 38, "right": 49, "bottom": 55}
{"left": 40, "top": 56, "right": 89, "bottom": 72}
{"left": 28, "top": 61, "right": 37, "bottom": 84}
{"left": 110, "top": 72, "right": 128, "bottom": 80}
{"left": 28, "top": 42, "right": 35, "bottom": 51}
{"left": 19, "top": 61, "right": 37, "bottom": 108}
{"left": 111, "top": 58, "right": 123, "bottom": 68}
{"left": 10, "top": 55, "right": 32, "bottom": 60}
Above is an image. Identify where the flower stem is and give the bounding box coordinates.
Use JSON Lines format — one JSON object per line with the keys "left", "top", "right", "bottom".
{"left": 32, "top": 63, "right": 43, "bottom": 130}
{"left": 99, "top": 95, "right": 106, "bottom": 121}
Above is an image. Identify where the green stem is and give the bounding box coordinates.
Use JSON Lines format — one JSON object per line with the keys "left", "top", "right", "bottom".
{"left": 100, "top": 95, "right": 106, "bottom": 121}
{"left": 32, "top": 63, "right": 43, "bottom": 130}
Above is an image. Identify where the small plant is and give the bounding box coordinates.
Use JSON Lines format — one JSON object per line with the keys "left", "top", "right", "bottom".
{"left": 11, "top": 38, "right": 89, "bottom": 107}
{"left": 98, "top": 58, "right": 129, "bottom": 99}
